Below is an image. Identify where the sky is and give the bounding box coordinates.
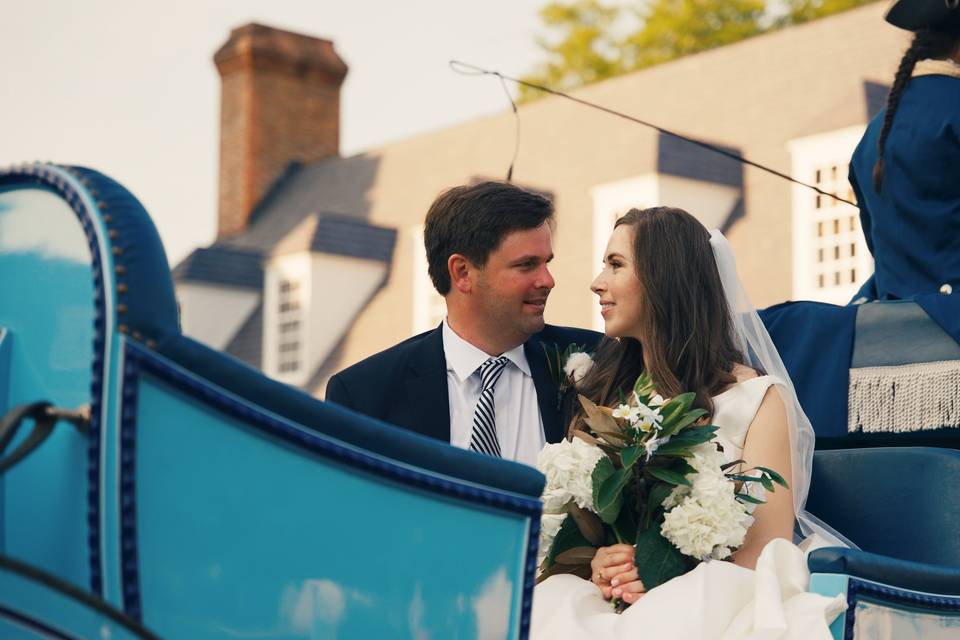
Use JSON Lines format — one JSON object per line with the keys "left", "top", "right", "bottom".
{"left": 1, "top": 0, "right": 550, "bottom": 265}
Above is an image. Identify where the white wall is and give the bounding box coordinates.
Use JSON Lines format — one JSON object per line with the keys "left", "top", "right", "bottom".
{"left": 176, "top": 282, "right": 260, "bottom": 351}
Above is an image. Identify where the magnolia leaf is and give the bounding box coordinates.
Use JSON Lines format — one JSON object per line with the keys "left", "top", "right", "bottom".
{"left": 755, "top": 466, "right": 789, "bottom": 489}
{"left": 621, "top": 444, "right": 643, "bottom": 468}
{"left": 536, "top": 560, "right": 592, "bottom": 584}
{"left": 646, "top": 466, "right": 692, "bottom": 487}
{"left": 593, "top": 429, "right": 628, "bottom": 447}
{"left": 634, "top": 525, "right": 689, "bottom": 591}
{"left": 596, "top": 467, "right": 632, "bottom": 524}
{"left": 645, "top": 481, "right": 675, "bottom": 512}
{"left": 736, "top": 493, "right": 766, "bottom": 505}
{"left": 571, "top": 429, "right": 603, "bottom": 448}
{"left": 554, "top": 546, "right": 598, "bottom": 564}
{"left": 660, "top": 410, "right": 710, "bottom": 438}
{"left": 642, "top": 481, "right": 674, "bottom": 529}
{"left": 569, "top": 504, "right": 606, "bottom": 546}
{"left": 632, "top": 372, "right": 657, "bottom": 399}
{"left": 727, "top": 473, "right": 760, "bottom": 483}
{"left": 720, "top": 459, "right": 747, "bottom": 471}
{"left": 545, "top": 515, "right": 590, "bottom": 567}
{"left": 577, "top": 394, "right": 623, "bottom": 436}
{"left": 759, "top": 474, "right": 775, "bottom": 492}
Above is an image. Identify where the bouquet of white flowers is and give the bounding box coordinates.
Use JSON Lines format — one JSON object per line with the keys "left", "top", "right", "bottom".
{"left": 536, "top": 372, "right": 786, "bottom": 602}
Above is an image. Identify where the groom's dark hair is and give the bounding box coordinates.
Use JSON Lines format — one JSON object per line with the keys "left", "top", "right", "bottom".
{"left": 424, "top": 181, "right": 554, "bottom": 295}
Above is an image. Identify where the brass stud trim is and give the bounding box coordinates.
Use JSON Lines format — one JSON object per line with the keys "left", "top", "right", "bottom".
{"left": 117, "top": 304, "right": 128, "bottom": 314}
{"left": 116, "top": 283, "right": 128, "bottom": 294}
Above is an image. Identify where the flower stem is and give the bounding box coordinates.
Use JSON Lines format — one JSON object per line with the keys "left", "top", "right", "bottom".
{"left": 612, "top": 522, "right": 626, "bottom": 544}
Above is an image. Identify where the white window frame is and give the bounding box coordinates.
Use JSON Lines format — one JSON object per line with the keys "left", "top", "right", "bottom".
{"left": 788, "top": 126, "right": 873, "bottom": 304}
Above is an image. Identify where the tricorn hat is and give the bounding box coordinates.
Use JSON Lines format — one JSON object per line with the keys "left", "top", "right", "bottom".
{"left": 886, "top": 0, "right": 960, "bottom": 31}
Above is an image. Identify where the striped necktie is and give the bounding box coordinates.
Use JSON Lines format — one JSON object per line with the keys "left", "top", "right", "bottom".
{"left": 469, "top": 356, "right": 510, "bottom": 457}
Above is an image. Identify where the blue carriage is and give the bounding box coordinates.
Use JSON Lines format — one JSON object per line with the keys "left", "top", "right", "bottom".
{"left": 0, "top": 163, "right": 958, "bottom": 638}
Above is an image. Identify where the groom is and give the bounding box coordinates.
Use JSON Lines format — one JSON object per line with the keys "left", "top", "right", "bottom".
{"left": 326, "top": 181, "right": 600, "bottom": 466}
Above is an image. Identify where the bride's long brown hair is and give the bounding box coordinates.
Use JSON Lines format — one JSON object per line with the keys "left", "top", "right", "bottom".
{"left": 570, "top": 207, "right": 745, "bottom": 433}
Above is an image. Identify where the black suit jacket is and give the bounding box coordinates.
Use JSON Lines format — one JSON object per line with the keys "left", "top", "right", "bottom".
{"left": 325, "top": 324, "right": 601, "bottom": 445}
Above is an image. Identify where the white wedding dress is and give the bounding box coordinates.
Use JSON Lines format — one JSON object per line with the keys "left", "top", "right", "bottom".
{"left": 531, "top": 376, "right": 848, "bottom": 640}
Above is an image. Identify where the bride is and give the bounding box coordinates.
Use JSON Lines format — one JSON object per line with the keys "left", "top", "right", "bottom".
{"left": 531, "top": 207, "right": 849, "bottom": 639}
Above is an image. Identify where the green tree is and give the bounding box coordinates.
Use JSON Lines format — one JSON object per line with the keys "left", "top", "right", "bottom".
{"left": 518, "top": 0, "right": 625, "bottom": 101}
{"left": 519, "top": 0, "right": 879, "bottom": 99}
{"left": 779, "top": 0, "right": 875, "bottom": 25}
{"left": 625, "top": 0, "right": 766, "bottom": 69}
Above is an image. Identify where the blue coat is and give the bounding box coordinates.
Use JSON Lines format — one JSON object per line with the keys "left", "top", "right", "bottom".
{"left": 849, "top": 74, "right": 960, "bottom": 302}
{"left": 326, "top": 324, "right": 601, "bottom": 445}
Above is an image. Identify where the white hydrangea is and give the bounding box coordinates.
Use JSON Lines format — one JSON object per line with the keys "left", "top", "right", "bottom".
{"left": 537, "top": 514, "right": 567, "bottom": 568}
{"left": 536, "top": 438, "right": 606, "bottom": 514}
{"left": 659, "top": 443, "right": 754, "bottom": 560}
{"left": 563, "top": 351, "right": 594, "bottom": 383}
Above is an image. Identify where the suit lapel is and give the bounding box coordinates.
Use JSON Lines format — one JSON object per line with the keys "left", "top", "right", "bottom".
{"left": 525, "top": 335, "right": 564, "bottom": 443}
{"left": 403, "top": 325, "right": 451, "bottom": 442}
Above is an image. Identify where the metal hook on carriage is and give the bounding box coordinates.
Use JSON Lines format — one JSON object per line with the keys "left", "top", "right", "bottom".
{"left": 0, "top": 402, "right": 91, "bottom": 474}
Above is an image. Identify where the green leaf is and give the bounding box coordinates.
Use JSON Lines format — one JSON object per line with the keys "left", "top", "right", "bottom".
{"left": 634, "top": 524, "right": 689, "bottom": 591}
{"left": 759, "top": 474, "right": 775, "bottom": 492}
{"left": 621, "top": 444, "right": 643, "bottom": 468}
{"left": 632, "top": 372, "right": 656, "bottom": 399}
{"left": 646, "top": 466, "right": 691, "bottom": 487}
{"left": 545, "top": 515, "right": 590, "bottom": 567}
{"left": 614, "top": 502, "right": 639, "bottom": 543}
{"left": 541, "top": 343, "right": 557, "bottom": 381}
{"left": 659, "top": 410, "right": 710, "bottom": 438}
{"left": 592, "top": 456, "right": 616, "bottom": 503}
{"left": 642, "top": 481, "right": 674, "bottom": 529}
{"left": 595, "top": 466, "right": 632, "bottom": 523}
{"left": 756, "top": 466, "right": 789, "bottom": 489}
{"left": 735, "top": 493, "right": 766, "bottom": 505}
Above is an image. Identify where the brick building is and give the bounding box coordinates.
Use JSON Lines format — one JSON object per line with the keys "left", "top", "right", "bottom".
{"left": 173, "top": 2, "right": 907, "bottom": 397}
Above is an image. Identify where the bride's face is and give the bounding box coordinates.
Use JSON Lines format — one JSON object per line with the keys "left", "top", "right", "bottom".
{"left": 591, "top": 224, "right": 644, "bottom": 340}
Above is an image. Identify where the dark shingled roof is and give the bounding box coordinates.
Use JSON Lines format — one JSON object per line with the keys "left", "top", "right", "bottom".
{"left": 224, "top": 301, "right": 263, "bottom": 368}
{"left": 172, "top": 246, "right": 264, "bottom": 289}
{"left": 656, "top": 132, "right": 744, "bottom": 188}
{"left": 311, "top": 214, "right": 397, "bottom": 264}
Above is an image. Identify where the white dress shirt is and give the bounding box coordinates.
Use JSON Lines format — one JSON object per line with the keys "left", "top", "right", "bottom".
{"left": 442, "top": 319, "right": 546, "bottom": 466}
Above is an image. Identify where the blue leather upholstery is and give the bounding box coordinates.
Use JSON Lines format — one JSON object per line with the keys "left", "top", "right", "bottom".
{"left": 806, "top": 447, "right": 960, "bottom": 567}
{"left": 68, "top": 166, "right": 179, "bottom": 343}
{"left": 808, "top": 547, "right": 960, "bottom": 596}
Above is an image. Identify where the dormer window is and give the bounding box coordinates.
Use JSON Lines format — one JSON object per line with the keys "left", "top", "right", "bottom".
{"left": 277, "top": 279, "right": 302, "bottom": 373}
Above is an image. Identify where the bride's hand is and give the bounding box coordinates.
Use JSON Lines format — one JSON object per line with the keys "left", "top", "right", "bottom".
{"left": 590, "top": 544, "right": 645, "bottom": 602}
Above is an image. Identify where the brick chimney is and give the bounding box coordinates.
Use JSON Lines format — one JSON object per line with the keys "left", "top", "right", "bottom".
{"left": 214, "top": 23, "right": 348, "bottom": 238}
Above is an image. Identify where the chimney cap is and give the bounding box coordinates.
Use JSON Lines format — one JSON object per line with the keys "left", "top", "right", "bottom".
{"left": 214, "top": 22, "right": 348, "bottom": 80}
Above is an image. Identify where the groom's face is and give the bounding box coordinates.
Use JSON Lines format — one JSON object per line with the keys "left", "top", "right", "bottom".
{"left": 474, "top": 222, "right": 555, "bottom": 343}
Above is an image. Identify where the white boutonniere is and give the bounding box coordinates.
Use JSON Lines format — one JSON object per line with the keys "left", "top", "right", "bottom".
{"left": 543, "top": 343, "right": 594, "bottom": 408}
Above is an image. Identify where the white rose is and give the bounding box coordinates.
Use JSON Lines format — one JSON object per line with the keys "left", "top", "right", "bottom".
{"left": 563, "top": 351, "right": 594, "bottom": 384}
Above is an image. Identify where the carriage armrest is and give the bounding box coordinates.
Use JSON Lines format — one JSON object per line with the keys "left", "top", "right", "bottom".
{"left": 808, "top": 547, "right": 960, "bottom": 596}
